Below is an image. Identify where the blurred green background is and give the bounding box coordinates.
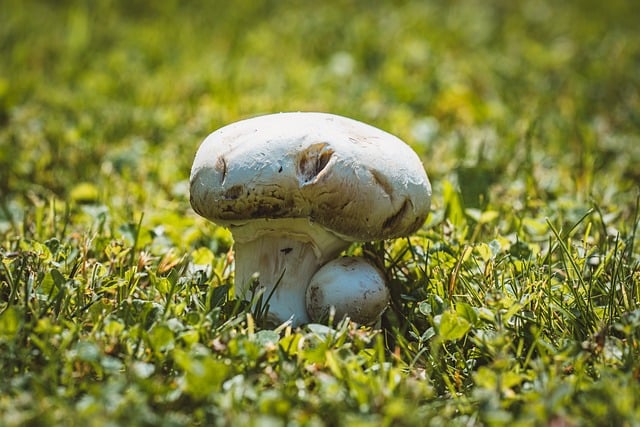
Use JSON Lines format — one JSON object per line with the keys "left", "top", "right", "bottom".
{"left": 2, "top": 0, "right": 638, "bottom": 215}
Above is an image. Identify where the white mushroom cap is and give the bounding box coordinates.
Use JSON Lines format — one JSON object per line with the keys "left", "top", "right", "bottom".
{"left": 306, "top": 257, "right": 390, "bottom": 325}
{"left": 189, "top": 112, "right": 431, "bottom": 326}
{"left": 190, "top": 112, "right": 431, "bottom": 241}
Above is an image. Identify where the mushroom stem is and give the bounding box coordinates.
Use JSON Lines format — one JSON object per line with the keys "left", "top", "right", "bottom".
{"left": 230, "top": 219, "right": 350, "bottom": 326}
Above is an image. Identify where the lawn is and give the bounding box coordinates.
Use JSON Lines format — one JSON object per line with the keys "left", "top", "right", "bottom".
{"left": 1, "top": 0, "right": 639, "bottom": 425}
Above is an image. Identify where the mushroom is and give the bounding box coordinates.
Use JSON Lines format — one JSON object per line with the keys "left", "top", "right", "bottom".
{"left": 306, "top": 256, "right": 389, "bottom": 325}
{"left": 189, "top": 112, "right": 431, "bottom": 326}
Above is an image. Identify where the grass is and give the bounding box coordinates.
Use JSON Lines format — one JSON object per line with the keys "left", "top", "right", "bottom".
{"left": 1, "top": 0, "right": 639, "bottom": 425}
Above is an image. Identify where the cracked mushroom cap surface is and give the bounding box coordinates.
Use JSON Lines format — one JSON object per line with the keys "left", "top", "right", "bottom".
{"left": 190, "top": 112, "right": 431, "bottom": 241}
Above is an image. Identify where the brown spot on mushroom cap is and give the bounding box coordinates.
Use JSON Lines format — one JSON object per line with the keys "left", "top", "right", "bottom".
{"left": 189, "top": 112, "right": 431, "bottom": 241}
{"left": 370, "top": 168, "right": 395, "bottom": 200}
{"left": 382, "top": 198, "right": 411, "bottom": 231}
{"left": 297, "top": 143, "right": 334, "bottom": 185}
{"left": 215, "top": 156, "right": 227, "bottom": 185}
{"left": 223, "top": 184, "right": 244, "bottom": 200}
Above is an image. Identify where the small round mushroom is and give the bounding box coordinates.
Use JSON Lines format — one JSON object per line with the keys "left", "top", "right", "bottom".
{"left": 189, "top": 112, "right": 431, "bottom": 326}
{"left": 306, "top": 257, "right": 389, "bottom": 325}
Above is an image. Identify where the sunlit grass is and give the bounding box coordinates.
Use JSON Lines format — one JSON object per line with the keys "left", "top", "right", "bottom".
{"left": 1, "top": 0, "right": 639, "bottom": 425}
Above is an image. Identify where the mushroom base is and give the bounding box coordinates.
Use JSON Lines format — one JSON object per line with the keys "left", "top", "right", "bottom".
{"left": 231, "top": 218, "right": 350, "bottom": 326}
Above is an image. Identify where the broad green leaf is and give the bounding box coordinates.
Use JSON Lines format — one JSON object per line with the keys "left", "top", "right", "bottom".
{"left": 456, "top": 302, "right": 478, "bottom": 326}
{"left": 418, "top": 301, "right": 432, "bottom": 316}
{"left": 474, "top": 366, "right": 524, "bottom": 392}
{"left": 104, "top": 319, "right": 125, "bottom": 337}
{"left": 154, "top": 277, "right": 171, "bottom": 294}
{"left": 0, "top": 306, "right": 21, "bottom": 339}
{"left": 179, "top": 329, "right": 200, "bottom": 346}
{"left": 174, "top": 349, "right": 231, "bottom": 398}
{"left": 473, "top": 366, "right": 497, "bottom": 389}
{"left": 147, "top": 323, "right": 175, "bottom": 353}
{"left": 475, "top": 243, "right": 493, "bottom": 262}
{"left": 488, "top": 239, "right": 502, "bottom": 257}
{"left": 20, "top": 240, "right": 52, "bottom": 261}
{"left": 254, "top": 330, "right": 279, "bottom": 347}
{"left": 279, "top": 333, "right": 303, "bottom": 357}
{"left": 325, "top": 350, "right": 343, "bottom": 379}
{"left": 466, "top": 208, "right": 499, "bottom": 224}
{"left": 191, "top": 247, "right": 214, "bottom": 266}
{"left": 75, "top": 341, "right": 100, "bottom": 363}
{"left": 131, "top": 361, "right": 156, "bottom": 379}
{"left": 522, "top": 218, "right": 548, "bottom": 236}
{"left": 70, "top": 182, "right": 99, "bottom": 203}
{"left": 419, "top": 294, "right": 446, "bottom": 317}
{"left": 438, "top": 310, "right": 471, "bottom": 341}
